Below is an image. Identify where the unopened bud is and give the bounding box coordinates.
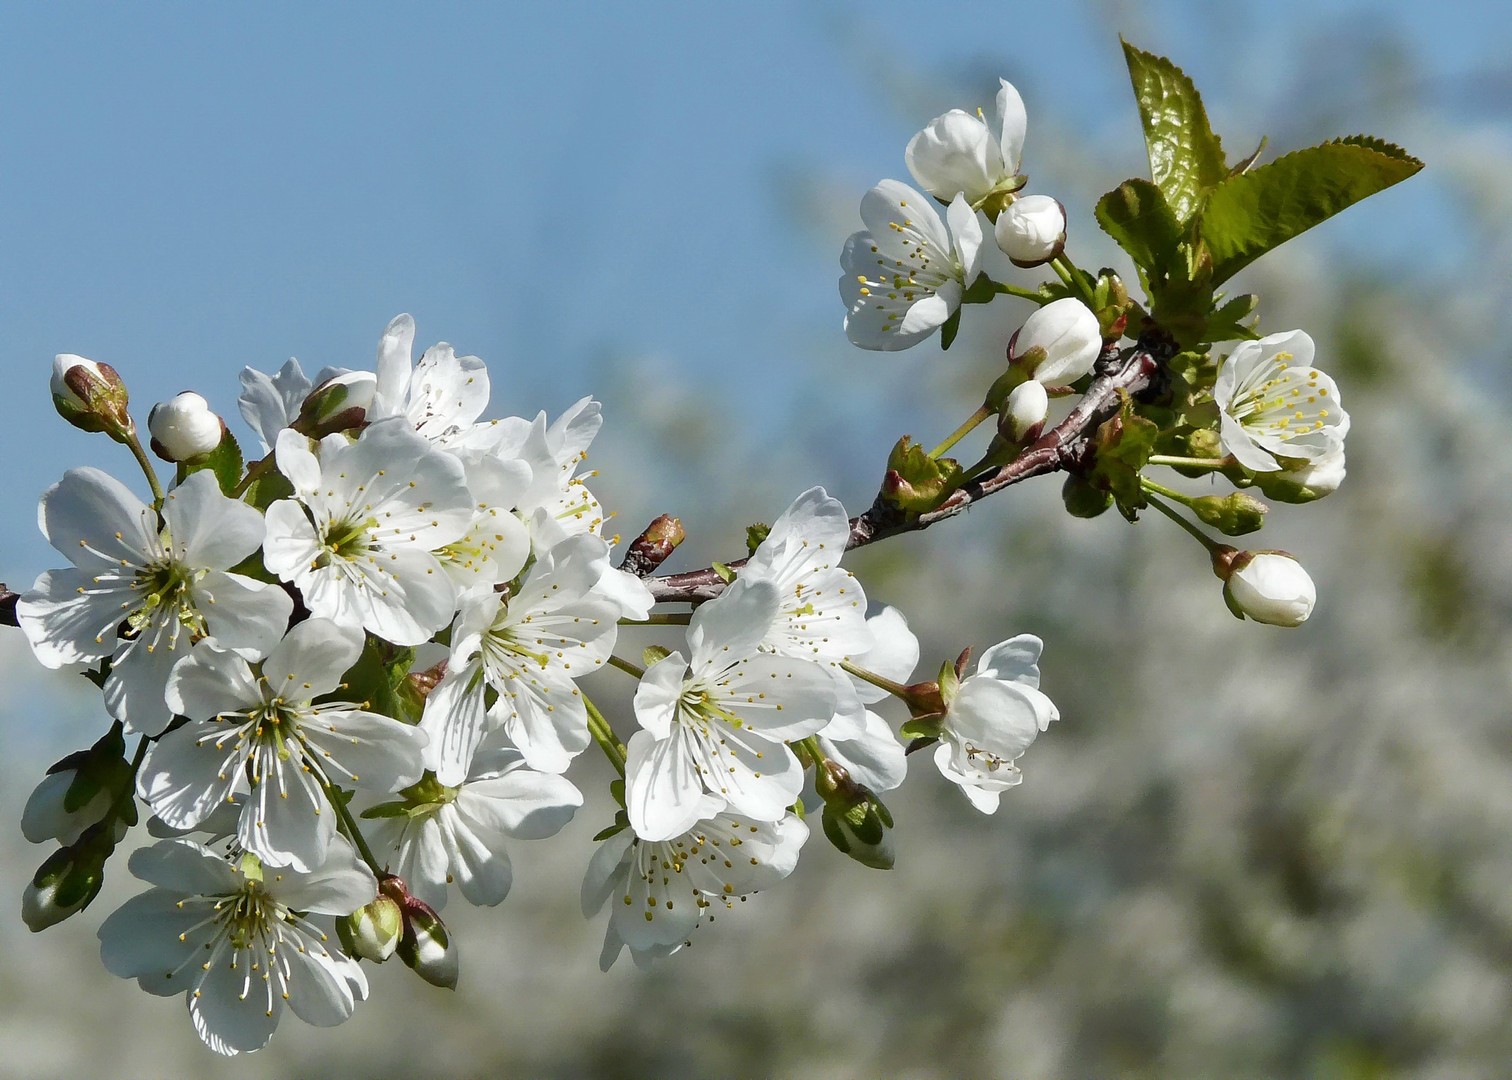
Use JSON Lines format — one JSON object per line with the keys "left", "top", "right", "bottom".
{"left": 1215, "top": 549, "right": 1316, "bottom": 627}
{"left": 1008, "top": 298, "right": 1102, "bottom": 385}
{"left": 815, "top": 761, "right": 895, "bottom": 871}
{"left": 994, "top": 195, "right": 1066, "bottom": 267}
{"left": 296, "top": 370, "right": 377, "bottom": 436}
{"left": 148, "top": 391, "right": 225, "bottom": 462}
{"left": 1000, "top": 380, "right": 1048, "bottom": 442}
{"left": 338, "top": 894, "right": 404, "bottom": 963}
{"left": 50, "top": 354, "right": 134, "bottom": 442}
{"left": 1253, "top": 448, "right": 1346, "bottom": 503}
{"left": 381, "top": 876, "right": 459, "bottom": 989}
{"left": 1190, "top": 491, "right": 1268, "bottom": 536}
{"left": 22, "top": 823, "right": 114, "bottom": 931}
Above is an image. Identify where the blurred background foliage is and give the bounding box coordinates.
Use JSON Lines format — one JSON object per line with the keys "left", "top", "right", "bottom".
{"left": 3, "top": 2, "right": 1510, "bottom": 1076}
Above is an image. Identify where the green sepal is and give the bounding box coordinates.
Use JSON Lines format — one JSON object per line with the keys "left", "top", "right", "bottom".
{"left": 1089, "top": 393, "right": 1160, "bottom": 520}
{"left": 359, "top": 800, "right": 413, "bottom": 820}
{"left": 592, "top": 821, "right": 628, "bottom": 843}
{"left": 642, "top": 645, "right": 671, "bottom": 667}
{"left": 898, "top": 718, "right": 941, "bottom": 740}
{"left": 959, "top": 273, "right": 999, "bottom": 306}
{"left": 177, "top": 431, "right": 245, "bottom": 497}
{"left": 745, "top": 523, "right": 770, "bottom": 555}
{"left": 711, "top": 562, "right": 736, "bottom": 584}
{"left": 939, "top": 308, "right": 963, "bottom": 351}
{"left": 609, "top": 779, "right": 626, "bottom": 810}
{"left": 1199, "top": 137, "right": 1423, "bottom": 287}
{"left": 1121, "top": 39, "right": 1229, "bottom": 224}
{"left": 881, "top": 436, "right": 963, "bottom": 513}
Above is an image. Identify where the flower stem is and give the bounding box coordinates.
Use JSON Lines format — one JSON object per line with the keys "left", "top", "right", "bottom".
{"left": 1140, "top": 477, "right": 1196, "bottom": 508}
{"left": 797, "top": 736, "right": 836, "bottom": 795}
{"left": 617, "top": 613, "right": 691, "bottom": 627}
{"left": 1051, "top": 254, "right": 1098, "bottom": 309}
{"left": 930, "top": 405, "right": 993, "bottom": 459}
{"left": 582, "top": 692, "right": 626, "bottom": 776}
{"left": 123, "top": 432, "right": 165, "bottom": 506}
{"left": 606, "top": 654, "right": 647, "bottom": 680}
{"left": 992, "top": 281, "right": 1051, "bottom": 304}
{"left": 233, "top": 454, "right": 277, "bottom": 499}
{"left": 1148, "top": 455, "right": 1230, "bottom": 471}
{"left": 325, "top": 779, "right": 384, "bottom": 875}
{"left": 1143, "top": 490, "right": 1221, "bottom": 554}
{"left": 839, "top": 658, "right": 911, "bottom": 700}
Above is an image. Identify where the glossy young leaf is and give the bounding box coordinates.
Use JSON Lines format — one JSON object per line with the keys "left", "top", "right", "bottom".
{"left": 1200, "top": 137, "right": 1424, "bottom": 286}
{"left": 1121, "top": 40, "right": 1228, "bottom": 224}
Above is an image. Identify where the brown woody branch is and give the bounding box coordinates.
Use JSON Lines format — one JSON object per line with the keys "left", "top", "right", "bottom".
{"left": 646, "top": 331, "right": 1174, "bottom": 604}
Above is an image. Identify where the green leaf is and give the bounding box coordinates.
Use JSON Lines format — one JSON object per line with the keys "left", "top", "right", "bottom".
{"left": 939, "top": 308, "right": 962, "bottom": 351}
{"left": 1199, "top": 137, "right": 1423, "bottom": 286}
{"left": 881, "top": 436, "right": 963, "bottom": 514}
{"left": 1095, "top": 178, "right": 1182, "bottom": 278}
{"left": 1121, "top": 40, "right": 1228, "bottom": 224}
{"left": 340, "top": 637, "right": 418, "bottom": 723}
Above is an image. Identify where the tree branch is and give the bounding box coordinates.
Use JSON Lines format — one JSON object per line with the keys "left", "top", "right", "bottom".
{"left": 647, "top": 331, "right": 1175, "bottom": 604}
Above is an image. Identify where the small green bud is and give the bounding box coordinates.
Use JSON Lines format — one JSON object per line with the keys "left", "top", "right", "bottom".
{"left": 50, "top": 354, "right": 134, "bottom": 443}
{"left": 1189, "top": 492, "right": 1268, "bottom": 536}
{"left": 642, "top": 645, "right": 671, "bottom": 668}
{"left": 22, "top": 823, "right": 115, "bottom": 932}
{"left": 1062, "top": 474, "right": 1113, "bottom": 518}
{"left": 745, "top": 522, "right": 771, "bottom": 555}
{"left": 1185, "top": 427, "right": 1224, "bottom": 459}
{"left": 881, "top": 436, "right": 963, "bottom": 513}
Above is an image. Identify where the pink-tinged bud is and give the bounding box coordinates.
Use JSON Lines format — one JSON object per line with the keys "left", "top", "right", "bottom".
{"left": 50, "top": 354, "right": 134, "bottom": 441}
{"left": 381, "top": 875, "right": 459, "bottom": 989}
{"left": 296, "top": 370, "right": 377, "bottom": 436}
{"left": 147, "top": 391, "right": 225, "bottom": 462}
{"left": 1009, "top": 298, "right": 1102, "bottom": 385}
{"left": 1217, "top": 550, "right": 1316, "bottom": 627}
{"left": 994, "top": 195, "right": 1066, "bottom": 267}
{"left": 1001, "top": 379, "right": 1049, "bottom": 442}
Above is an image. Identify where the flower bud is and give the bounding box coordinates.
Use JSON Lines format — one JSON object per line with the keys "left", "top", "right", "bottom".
{"left": 296, "top": 370, "right": 377, "bottom": 436}
{"left": 381, "top": 876, "right": 459, "bottom": 989}
{"left": 1216, "top": 550, "right": 1316, "bottom": 627}
{"left": 1000, "top": 379, "right": 1048, "bottom": 443}
{"left": 994, "top": 195, "right": 1066, "bottom": 267}
{"left": 1061, "top": 474, "right": 1113, "bottom": 518}
{"left": 1009, "top": 298, "right": 1102, "bottom": 385}
{"left": 22, "top": 823, "right": 114, "bottom": 931}
{"left": 1253, "top": 448, "right": 1346, "bottom": 503}
{"left": 338, "top": 894, "right": 404, "bottom": 963}
{"left": 147, "top": 391, "right": 224, "bottom": 462}
{"left": 50, "top": 354, "right": 134, "bottom": 442}
{"left": 1190, "top": 492, "right": 1268, "bottom": 537}
{"left": 821, "top": 800, "right": 895, "bottom": 870}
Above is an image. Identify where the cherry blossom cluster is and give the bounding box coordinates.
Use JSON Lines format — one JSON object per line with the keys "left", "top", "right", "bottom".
{"left": 16, "top": 313, "right": 1056, "bottom": 1055}
{"left": 5, "top": 46, "right": 1401, "bottom": 1056}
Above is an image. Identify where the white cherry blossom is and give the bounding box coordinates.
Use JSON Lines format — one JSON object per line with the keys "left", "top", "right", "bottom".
{"left": 17, "top": 468, "right": 292, "bottom": 735}
{"left": 933, "top": 635, "right": 1060, "bottom": 814}
{"left": 582, "top": 810, "right": 808, "bottom": 970}
{"left": 98, "top": 837, "right": 373, "bottom": 1056}
{"left": 366, "top": 736, "right": 582, "bottom": 911}
{"left": 262, "top": 420, "right": 474, "bottom": 646}
{"left": 419, "top": 532, "right": 622, "bottom": 781}
{"left": 840, "top": 180, "right": 984, "bottom": 351}
{"left": 140, "top": 619, "right": 426, "bottom": 872}
{"left": 904, "top": 78, "right": 1028, "bottom": 206}
{"left": 369, "top": 314, "right": 492, "bottom": 449}
{"left": 625, "top": 579, "right": 836, "bottom": 841}
{"left": 1214, "top": 330, "right": 1349, "bottom": 473}
{"left": 238, "top": 358, "right": 315, "bottom": 453}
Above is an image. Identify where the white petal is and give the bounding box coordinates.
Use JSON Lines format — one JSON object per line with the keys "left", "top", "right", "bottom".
{"left": 632, "top": 652, "right": 689, "bottom": 740}
{"left": 263, "top": 618, "right": 362, "bottom": 699}
{"left": 996, "top": 79, "right": 1028, "bottom": 176}
{"left": 160, "top": 470, "right": 265, "bottom": 570}
{"left": 625, "top": 729, "right": 723, "bottom": 842}
{"left": 39, "top": 467, "right": 156, "bottom": 570}
{"left": 687, "top": 578, "right": 778, "bottom": 676}
{"left": 194, "top": 572, "right": 293, "bottom": 658}
{"left": 458, "top": 770, "right": 583, "bottom": 840}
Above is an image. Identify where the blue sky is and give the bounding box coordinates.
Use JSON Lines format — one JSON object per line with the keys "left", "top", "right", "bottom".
{"left": 0, "top": 0, "right": 1502, "bottom": 583}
